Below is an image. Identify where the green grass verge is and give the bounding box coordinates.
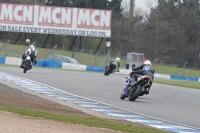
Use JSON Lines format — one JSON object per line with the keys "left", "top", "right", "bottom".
{"left": 0, "top": 105, "right": 168, "bottom": 133}
{"left": 155, "top": 65, "right": 200, "bottom": 78}
{"left": 154, "top": 79, "right": 200, "bottom": 89}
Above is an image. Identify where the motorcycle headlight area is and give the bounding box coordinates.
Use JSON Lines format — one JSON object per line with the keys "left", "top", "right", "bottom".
{"left": 26, "top": 56, "right": 31, "bottom": 60}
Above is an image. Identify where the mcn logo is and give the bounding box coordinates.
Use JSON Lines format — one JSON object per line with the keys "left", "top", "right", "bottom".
{"left": 38, "top": 6, "right": 72, "bottom": 27}
{"left": 0, "top": 3, "right": 112, "bottom": 37}
{"left": 77, "top": 9, "right": 111, "bottom": 30}
{"left": 0, "top": 4, "right": 34, "bottom": 25}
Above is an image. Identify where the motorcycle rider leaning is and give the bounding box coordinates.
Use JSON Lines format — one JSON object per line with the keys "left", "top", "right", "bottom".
{"left": 129, "top": 60, "right": 154, "bottom": 94}
{"left": 109, "top": 57, "right": 120, "bottom": 72}
{"left": 20, "top": 44, "right": 37, "bottom": 69}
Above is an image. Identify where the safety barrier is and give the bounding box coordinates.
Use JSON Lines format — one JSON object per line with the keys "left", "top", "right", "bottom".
{"left": 0, "top": 56, "right": 5, "bottom": 64}
{"left": 35, "top": 60, "right": 45, "bottom": 67}
{"left": 44, "top": 60, "right": 62, "bottom": 68}
{"left": 170, "top": 75, "right": 199, "bottom": 82}
{"left": 0, "top": 56, "right": 199, "bottom": 82}
{"left": 86, "top": 66, "right": 105, "bottom": 72}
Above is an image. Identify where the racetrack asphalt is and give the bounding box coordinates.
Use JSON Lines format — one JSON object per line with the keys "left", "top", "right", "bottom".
{"left": 0, "top": 66, "right": 200, "bottom": 129}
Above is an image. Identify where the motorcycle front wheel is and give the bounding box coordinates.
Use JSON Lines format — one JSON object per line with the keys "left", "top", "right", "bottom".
{"left": 23, "top": 60, "right": 30, "bottom": 73}
{"left": 120, "top": 87, "right": 128, "bottom": 100}
{"left": 120, "top": 93, "right": 126, "bottom": 100}
{"left": 104, "top": 67, "right": 110, "bottom": 76}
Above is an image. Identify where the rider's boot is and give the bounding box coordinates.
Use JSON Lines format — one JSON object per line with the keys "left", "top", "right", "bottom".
{"left": 145, "top": 87, "right": 150, "bottom": 95}
{"left": 30, "top": 62, "right": 33, "bottom": 69}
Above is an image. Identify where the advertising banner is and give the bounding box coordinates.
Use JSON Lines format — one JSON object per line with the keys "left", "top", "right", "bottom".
{"left": 0, "top": 3, "right": 112, "bottom": 37}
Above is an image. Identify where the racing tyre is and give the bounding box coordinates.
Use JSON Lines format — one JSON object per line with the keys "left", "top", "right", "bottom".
{"left": 129, "top": 85, "right": 143, "bottom": 101}
{"left": 104, "top": 68, "right": 110, "bottom": 76}
{"left": 23, "top": 60, "right": 29, "bottom": 73}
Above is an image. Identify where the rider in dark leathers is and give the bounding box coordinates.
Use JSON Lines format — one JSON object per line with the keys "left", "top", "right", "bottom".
{"left": 129, "top": 60, "right": 154, "bottom": 94}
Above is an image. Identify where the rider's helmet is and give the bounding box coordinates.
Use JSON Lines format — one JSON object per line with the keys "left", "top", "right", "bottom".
{"left": 144, "top": 60, "right": 151, "bottom": 66}
{"left": 116, "top": 57, "right": 120, "bottom": 62}
{"left": 29, "top": 44, "right": 35, "bottom": 51}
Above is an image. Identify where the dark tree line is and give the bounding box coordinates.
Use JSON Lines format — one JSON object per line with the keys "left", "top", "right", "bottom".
{"left": 145, "top": 0, "right": 200, "bottom": 67}
{"left": 111, "top": 0, "right": 200, "bottom": 67}
{"left": 0, "top": 0, "right": 200, "bottom": 67}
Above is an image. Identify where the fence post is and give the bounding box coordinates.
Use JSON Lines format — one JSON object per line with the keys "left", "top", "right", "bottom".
{"left": 4, "top": 40, "right": 10, "bottom": 56}
{"left": 94, "top": 51, "right": 100, "bottom": 66}
{"left": 44, "top": 45, "right": 57, "bottom": 60}
{"left": 106, "top": 40, "right": 111, "bottom": 66}
{"left": 183, "top": 61, "right": 188, "bottom": 76}
{"left": 100, "top": 49, "right": 112, "bottom": 67}
{"left": 154, "top": 58, "right": 159, "bottom": 71}
{"left": 77, "top": 49, "right": 84, "bottom": 62}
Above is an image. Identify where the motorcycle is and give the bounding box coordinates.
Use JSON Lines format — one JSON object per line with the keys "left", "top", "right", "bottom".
{"left": 104, "top": 63, "right": 117, "bottom": 76}
{"left": 21, "top": 53, "right": 32, "bottom": 73}
{"left": 120, "top": 75, "right": 152, "bottom": 101}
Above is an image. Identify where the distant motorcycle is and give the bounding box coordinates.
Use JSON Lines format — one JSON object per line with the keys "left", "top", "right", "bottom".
{"left": 104, "top": 63, "right": 117, "bottom": 76}
{"left": 21, "top": 53, "right": 32, "bottom": 73}
{"left": 120, "top": 75, "right": 152, "bottom": 101}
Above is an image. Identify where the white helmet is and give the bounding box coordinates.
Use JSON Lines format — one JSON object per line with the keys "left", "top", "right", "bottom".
{"left": 116, "top": 57, "right": 120, "bottom": 62}
{"left": 144, "top": 60, "right": 151, "bottom": 66}
{"left": 30, "top": 45, "right": 35, "bottom": 51}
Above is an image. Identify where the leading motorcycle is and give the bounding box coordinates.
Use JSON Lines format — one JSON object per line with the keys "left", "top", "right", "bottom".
{"left": 20, "top": 53, "right": 32, "bottom": 73}
{"left": 120, "top": 75, "right": 152, "bottom": 101}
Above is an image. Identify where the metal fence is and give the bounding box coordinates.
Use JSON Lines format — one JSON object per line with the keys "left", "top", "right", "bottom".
{"left": 0, "top": 38, "right": 199, "bottom": 77}
{"left": 0, "top": 39, "right": 115, "bottom": 67}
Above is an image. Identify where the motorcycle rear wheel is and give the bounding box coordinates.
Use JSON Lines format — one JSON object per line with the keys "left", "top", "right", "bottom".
{"left": 23, "top": 67, "right": 27, "bottom": 73}
{"left": 129, "top": 85, "right": 143, "bottom": 101}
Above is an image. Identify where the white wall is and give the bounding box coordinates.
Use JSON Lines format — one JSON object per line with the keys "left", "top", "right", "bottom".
{"left": 5, "top": 57, "right": 21, "bottom": 65}
{"left": 62, "top": 63, "right": 87, "bottom": 71}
